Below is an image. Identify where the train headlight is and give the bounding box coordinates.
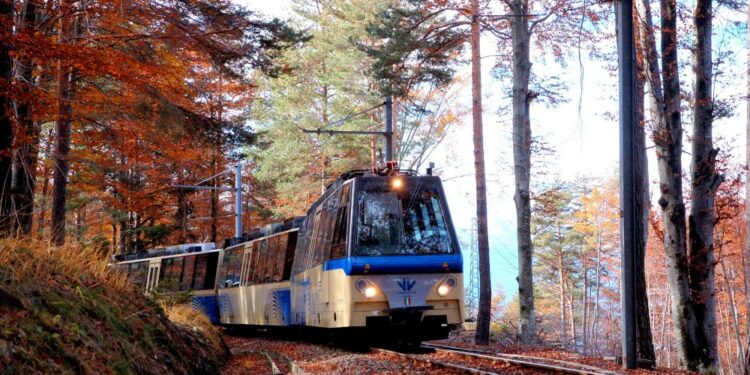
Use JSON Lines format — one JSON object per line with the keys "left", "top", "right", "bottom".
{"left": 437, "top": 276, "right": 457, "bottom": 297}
{"left": 364, "top": 286, "right": 377, "bottom": 298}
{"left": 437, "top": 285, "right": 450, "bottom": 296}
{"left": 391, "top": 177, "right": 403, "bottom": 189}
{"left": 356, "top": 278, "right": 378, "bottom": 298}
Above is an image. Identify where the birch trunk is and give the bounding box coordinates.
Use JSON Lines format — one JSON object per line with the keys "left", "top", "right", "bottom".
{"left": 687, "top": 0, "right": 720, "bottom": 369}
{"left": 510, "top": 0, "right": 536, "bottom": 344}
{"left": 470, "top": 0, "right": 492, "bottom": 346}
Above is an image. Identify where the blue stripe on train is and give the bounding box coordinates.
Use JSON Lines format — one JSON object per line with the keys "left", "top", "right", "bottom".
{"left": 323, "top": 254, "right": 463, "bottom": 275}
{"left": 272, "top": 289, "right": 291, "bottom": 325}
{"left": 192, "top": 294, "right": 220, "bottom": 324}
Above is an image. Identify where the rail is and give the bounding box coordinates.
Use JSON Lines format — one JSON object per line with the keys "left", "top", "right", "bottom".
{"left": 421, "top": 343, "right": 623, "bottom": 375}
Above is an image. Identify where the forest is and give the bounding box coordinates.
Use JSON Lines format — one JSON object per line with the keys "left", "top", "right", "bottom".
{"left": 0, "top": 0, "right": 748, "bottom": 373}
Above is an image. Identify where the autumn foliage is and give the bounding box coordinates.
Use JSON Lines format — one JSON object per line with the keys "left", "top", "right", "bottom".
{"left": 0, "top": 0, "right": 299, "bottom": 251}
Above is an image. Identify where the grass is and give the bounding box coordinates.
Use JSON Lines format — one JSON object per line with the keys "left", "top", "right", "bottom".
{"left": 0, "top": 238, "right": 227, "bottom": 374}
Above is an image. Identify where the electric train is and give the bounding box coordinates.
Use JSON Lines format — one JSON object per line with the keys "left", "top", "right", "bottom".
{"left": 115, "top": 168, "right": 465, "bottom": 342}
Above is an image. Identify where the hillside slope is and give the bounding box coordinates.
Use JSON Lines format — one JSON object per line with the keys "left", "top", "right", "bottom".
{"left": 0, "top": 239, "right": 227, "bottom": 374}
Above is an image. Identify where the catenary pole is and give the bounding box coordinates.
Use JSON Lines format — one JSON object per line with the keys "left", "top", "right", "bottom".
{"left": 385, "top": 96, "right": 393, "bottom": 162}
{"left": 616, "top": 0, "right": 637, "bottom": 369}
{"left": 235, "top": 162, "right": 242, "bottom": 238}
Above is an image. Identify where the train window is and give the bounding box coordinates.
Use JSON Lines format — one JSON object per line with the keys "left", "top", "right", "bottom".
{"left": 193, "top": 254, "right": 208, "bottom": 289}
{"left": 182, "top": 255, "right": 196, "bottom": 290}
{"left": 129, "top": 261, "right": 148, "bottom": 288}
{"left": 291, "top": 215, "right": 314, "bottom": 275}
{"left": 274, "top": 234, "right": 288, "bottom": 281}
{"left": 204, "top": 252, "right": 218, "bottom": 289}
{"left": 283, "top": 232, "right": 297, "bottom": 280}
{"left": 222, "top": 248, "right": 241, "bottom": 288}
{"left": 357, "top": 192, "right": 404, "bottom": 255}
{"left": 317, "top": 192, "right": 338, "bottom": 265}
{"left": 251, "top": 242, "right": 262, "bottom": 283}
{"left": 307, "top": 211, "right": 322, "bottom": 269}
{"left": 159, "top": 258, "right": 171, "bottom": 282}
{"left": 241, "top": 247, "right": 253, "bottom": 286}
{"left": 259, "top": 240, "right": 271, "bottom": 282}
{"left": 355, "top": 183, "right": 453, "bottom": 256}
{"left": 265, "top": 237, "right": 278, "bottom": 282}
{"left": 158, "top": 257, "right": 183, "bottom": 291}
{"left": 331, "top": 183, "right": 350, "bottom": 259}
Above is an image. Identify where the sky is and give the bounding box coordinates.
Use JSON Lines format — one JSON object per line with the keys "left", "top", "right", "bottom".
{"left": 238, "top": 0, "right": 748, "bottom": 303}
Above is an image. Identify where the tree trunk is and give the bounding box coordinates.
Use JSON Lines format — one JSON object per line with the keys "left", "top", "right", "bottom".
{"left": 687, "top": 0, "right": 720, "bottom": 369}
{"left": 581, "top": 259, "right": 589, "bottom": 353}
{"left": 745, "top": 5, "right": 750, "bottom": 372}
{"left": 36, "top": 128, "right": 52, "bottom": 237}
{"left": 11, "top": 0, "right": 40, "bottom": 236}
{"left": 719, "top": 261, "right": 744, "bottom": 373}
{"left": 0, "top": 0, "right": 14, "bottom": 237}
{"left": 471, "top": 0, "right": 491, "bottom": 346}
{"left": 591, "top": 229, "right": 602, "bottom": 355}
{"left": 510, "top": 0, "right": 536, "bottom": 345}
{"left": 643, "top": 0, "right": 704, "bottom": 369}
{"left": 568, "top": 283, "right": 575, "bottom": 349}
{"left": 51, "top": 0, "right": 76, "bottom": 245}
{"left": 559, "top": 251, "right": 567, "bottom": 347}
{"left": 633, "top": 8, "right": 656, "bottom": 362}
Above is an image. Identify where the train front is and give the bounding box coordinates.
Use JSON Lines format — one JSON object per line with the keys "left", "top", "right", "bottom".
{"left": 330, "top": 174, "right": 466, "bottom": 341}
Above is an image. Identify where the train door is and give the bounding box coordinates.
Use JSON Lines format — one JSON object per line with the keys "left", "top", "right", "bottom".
{"left": 239, "top": 243, "right": 254, "bottom": 324}
{"left": 145, "top": 259, "right": 161, "bottom": 293}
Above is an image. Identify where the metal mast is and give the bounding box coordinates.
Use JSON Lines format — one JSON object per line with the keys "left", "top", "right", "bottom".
{"left": 616, "top": 0, "right": 637, "bottom": 368}
{"left": 301, "top": 97, "right": 395, "bottom": 162}
{"left": 173, "top": 162, "right": 245, "bottom": 239}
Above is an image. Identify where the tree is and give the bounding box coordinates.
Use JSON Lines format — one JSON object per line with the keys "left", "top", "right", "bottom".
{"left": 744, "top": 2, "right": 750, "bottom": 372}
{"left": 532, "top": 183, "right": 579, "bottom": 348}
{"left": 632, "top": 1, "right": 656, "bottom": 362}
{"left": 2, "top": 0, "right": 300, "bottom": 246}
{"left": 639, "top": 0, "right": 723, "bottom": 368}
{"left": 10, "top": 0, "right": 41, "bottom": 236}
{"left": 468, "top": 0, "right": 492, "bottom": 346}
{"left": 0, "top": 0, "right": 13, "bottom": 236}
{"left": 50, "top": 0, "right": 77, "bottom": 245}
{"left": 506, "top": 0, "right": 537, "bottom": 344}
{"left": 687, "top": 0, "right": 722, "bottom": 368}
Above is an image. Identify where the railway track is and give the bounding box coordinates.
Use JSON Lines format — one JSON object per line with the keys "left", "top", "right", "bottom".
{"left": 373, "top": 343, "right": 623, "bottom": 375}
{"left": 421, "top": 343, "right": 623, "bottom": 375}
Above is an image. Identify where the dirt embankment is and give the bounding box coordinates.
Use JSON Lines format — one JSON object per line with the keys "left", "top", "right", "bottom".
{"left": 0, "top": 239, "right": 227, "bottom": 374}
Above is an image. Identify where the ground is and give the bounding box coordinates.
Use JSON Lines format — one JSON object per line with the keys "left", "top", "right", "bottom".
{"left": 219, "top": 328, "right": 697, "bottom": 374}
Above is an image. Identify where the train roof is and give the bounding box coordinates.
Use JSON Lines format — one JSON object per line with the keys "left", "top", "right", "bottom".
{"left": 223, "top": 216, "right": 304, "bottom": 248}
{"left": 113, "top": 242, "right": 216, "bottom": 262}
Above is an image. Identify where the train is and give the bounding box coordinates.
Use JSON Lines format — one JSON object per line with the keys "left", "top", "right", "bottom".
{"left": 114, "top": 168, "right": 465, "bottom": 342}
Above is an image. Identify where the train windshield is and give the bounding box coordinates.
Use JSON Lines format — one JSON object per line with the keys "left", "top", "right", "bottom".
{"left": 355, "top": 179, "right": 454, "bottom": 256}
